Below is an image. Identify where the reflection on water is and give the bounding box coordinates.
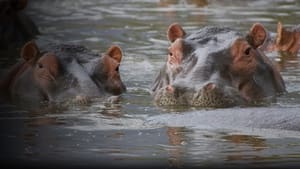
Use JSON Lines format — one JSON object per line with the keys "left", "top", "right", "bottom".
{"left": 1, "top": 0, "right": 300, "bottom": 168}
{"left": 166, "top": 127, "right": 186, "bottom": 168}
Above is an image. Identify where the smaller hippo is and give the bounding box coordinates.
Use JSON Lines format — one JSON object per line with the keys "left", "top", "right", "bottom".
{"left": 250, "top": 22, "right": 300, "bottom": 56}
{"left": 41, "top": 43, "right": 127, "bottom": 96}
{"left": 0, "top": 41, "right": 60, "bottom": 106}
{"left": 0, "top": 41, "right": 126, "bottom": 108}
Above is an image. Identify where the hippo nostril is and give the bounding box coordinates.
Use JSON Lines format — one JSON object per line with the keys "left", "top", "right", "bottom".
{"left": 166, "top": 85, "right": 174, "bottom": 93}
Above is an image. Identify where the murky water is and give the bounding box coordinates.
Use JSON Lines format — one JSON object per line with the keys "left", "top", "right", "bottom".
{"left": 1, "top": 0, "right": 300, "bottom": 168}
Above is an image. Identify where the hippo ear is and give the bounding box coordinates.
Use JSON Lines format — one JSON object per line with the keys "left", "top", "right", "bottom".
{"left": 167, "top": 23, "right": 186, "bottom": 43}
{"left": 20, "top": 40, "right": 40, "bottom": 61}
{"left": 106, "top": 45, "right": 122, "bottom": 63}
{"left": 247, "top": 23, "right": 267, "bottom": 49}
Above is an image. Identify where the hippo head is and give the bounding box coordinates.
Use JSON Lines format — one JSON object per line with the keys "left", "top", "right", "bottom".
{"left": 41, "top": 43, "right": 127, "bottom": 96}
{"left": 151, "top": 23, "right": 286, "bottom": 107}
{"left": 3, "top": 41, "right": 127, "bottom": 108}
{"left": 8, "top": 40, "right": 113, "bottom": 107}
{"left": 9, "top": 41, "right": 61, "bottom": 104}
{"left": 90, "top": 45, "right": 126, "bottom": 96}
{"left": 32, "top": 53, "right": 60, "bottom": 100}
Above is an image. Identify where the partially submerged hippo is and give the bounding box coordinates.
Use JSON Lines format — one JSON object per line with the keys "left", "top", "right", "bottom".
{"left": 0, "top": 0, "right": 39, "bottom": 50}
{"left": 151, "top": 23, "right": 286, "bottom": 107}
{"left": 0, "top": 41, "right": 126, "bottom": 108}
{"left": 252, "top": 22, "right": 300, "bottom": 56}
{"left": 1, "top": 41, "right": 62, "bottom": 106}
{"left": 41, "top": 43, "right": 126, "bottom": 96}
{"left": 273, "top": 22, "right": 300, "bottom": 56}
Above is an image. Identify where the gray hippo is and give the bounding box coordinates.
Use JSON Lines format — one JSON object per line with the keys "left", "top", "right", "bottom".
{"left": 151, "top": 23, "right": 286, "bottom": 107}
{"left": 0, "top": 41, "right": 126, "bottom": 108}
{"left": 0, "top": 0, "right": 39, "bottom": 50}
{"left": 41, "top": 43, "right": 126, "bottom": 96}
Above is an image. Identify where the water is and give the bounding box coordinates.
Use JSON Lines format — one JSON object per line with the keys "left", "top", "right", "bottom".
{"left": 1, "top": 0, "right": 300, "bottom": 168}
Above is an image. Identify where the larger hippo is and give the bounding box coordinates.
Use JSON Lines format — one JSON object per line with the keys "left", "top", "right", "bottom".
{"left": 151, "top": 23, "right": 286, "bottom": 107}
{"left": 0, "top": 41, "right": 126, "bottom": 108}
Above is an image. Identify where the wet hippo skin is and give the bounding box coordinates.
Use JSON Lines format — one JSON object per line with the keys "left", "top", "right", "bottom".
{"left": 151, "top": 23, "right": 286, "bottom": 107}
{"left": 0, "top": 41, "right": 126, "bottom": 108}
{"left": 0, "top": 41, "right": 60, "bottom": 107}
{"left": 41, "top": 43, "right": 127, "bottom": 96}
{"left": 252, "top": 22, "right": 300, "bottom": 56}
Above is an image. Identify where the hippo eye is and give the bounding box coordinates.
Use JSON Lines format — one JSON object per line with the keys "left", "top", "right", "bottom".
{"left": 115, "top": 66, "right": 119, "bottom": 72}
{"left": 38, "top": 63, "right": 43, "bottom": 69}
{"left": 244, "top": 47, "right": 251, "bottom": 55}
{"left": 169, "top": 52, "right": 173, "bottom": 56}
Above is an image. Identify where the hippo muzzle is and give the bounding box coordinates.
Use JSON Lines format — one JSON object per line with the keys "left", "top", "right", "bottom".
{"left": 155, "top": 81, "right": 244, "bottom": 108}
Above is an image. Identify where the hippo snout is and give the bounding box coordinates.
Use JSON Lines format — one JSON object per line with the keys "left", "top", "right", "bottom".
{"left": 191, "top": 83, "right": 244, "bottom": 108}
{"left": 154, "top": 85, "right": 182, "bottom": 106}
{"left": 154, "top": 83, "right": 243, "bottom": 108}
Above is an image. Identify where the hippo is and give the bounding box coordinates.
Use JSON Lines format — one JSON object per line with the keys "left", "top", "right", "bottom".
{"left": 251, "top": 22, "right": 300, "bottom": 56}
{"left": 273, "top": 22, "right": 300, "bottom": 56}
{"left": 0, "top": 40, "right": 126, "bottom": 108}
{"left": 0, "top": 0, "right": 39, "bottom": 50}
{"left": 0, "top": 41, "right": 62, "bottom": 107}
{"left": 151, "top": 23, "right": 286, "bottom": 107}
{"left": 246, "top": 23, "right": 272, "bottom": 52}
{"left": 40, "top": 43, "right": 126, "bottom": 96}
